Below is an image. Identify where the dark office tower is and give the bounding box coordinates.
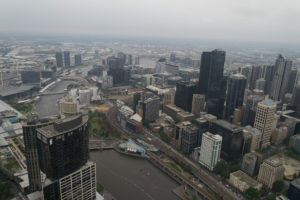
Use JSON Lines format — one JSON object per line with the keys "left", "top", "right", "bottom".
{"left": 64, "top": 51, "right": 71, "bottom": 67}
{"left": 288, "top": 178, "right": 300, "bottom": 200}
{"left": 209, "top": 120, "right": 243, "bottom": 161}
{"left": 55, "top": 52, "right": 63, "bottom": 67}
{"left": 292, "top": 85, "right": 300, "bottom": 118}
{"left": 270, "top": 54, "right": 292, "bottom": 101}
{"left": 287, "top": 68, "right": 298, "bottom": 93}
{"left": 22, "top": 115, "right": 53, "bottom": 193}
{"left": 261, "top": 65, "right": 275, "bottom": 94}
{"left": 198, "top": 49, "right": 226, "bottom": 118}
{"left": 37, "top": 115, "right": 89, "bottom": 179}
{"left": 175, "top": 82, "right": 197, "bottom": 112}
{"left": 21, "top": 71, "right": 41, "bottom": 84}
{"left": 224, "top": 74, "right": 247, "bottom": 120}
{"left": 74, "top": 54, "right": 82, "bottom": 66}
{"left": 242, "top": 95, "right": 265, "bottom": 126}
{"left": 107, "top": 56, "right": 130, "bottom": 86}
{"left": 117, "top": 52, "right": 126, "bottom": 66}
{"left": 37, "top": 115, "right": 96, "bottom": 200}
{"left": 249, "top": 66, "right": 262, "bottom": 90}
{"left": 170, "top": 53, "right": 176, "bottom": 62}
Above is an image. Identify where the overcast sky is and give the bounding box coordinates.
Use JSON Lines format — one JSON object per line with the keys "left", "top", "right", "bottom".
{"left": 1, "top": 0, "right": 300, "bottom": 44}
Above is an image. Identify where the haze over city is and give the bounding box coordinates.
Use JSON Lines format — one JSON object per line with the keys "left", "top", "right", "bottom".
{"left": 1, "top": 0, "right": 300, "bottom": 45}
{"left": 0, "top": 1, "right": 300, "bottom": 200}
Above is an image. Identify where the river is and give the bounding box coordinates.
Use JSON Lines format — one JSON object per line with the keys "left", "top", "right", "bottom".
{"left": 90, "top": 150, "right": 180, "bottom": 200}
{"left": 34, "top": 78, "right": 180, "bottom": 200}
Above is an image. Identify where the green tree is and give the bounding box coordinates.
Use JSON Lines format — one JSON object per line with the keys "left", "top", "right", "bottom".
{"left": 272, "top": 180, "right": 284, "bottom": 193}
{"left": 259, "top": 185, "right": 268, "bottom": 197}
{"left": 244, "top": 187, "right": 259, "bottom": 200}
{"left": 214, "top": 160, "right": 227, "bottom": 174}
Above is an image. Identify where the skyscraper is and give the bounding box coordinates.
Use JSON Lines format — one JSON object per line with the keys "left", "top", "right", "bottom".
{"left": 254, "top": 99, "right": 277, "bottom": 149}
{"left": 175, "top": 82, "right": 196, "bottom": 112}
{"left": 199, "top": 132, "right": 222, "bottom": 171}
{"left": 242, "top": 95, "right": 265, "bottom": 126}
{"left": 249, "top": 66, "right": 262, "bottom": 90}
{"left": 22, "top": 115, "right": 54, "bottom": 193}
{"left": 261, "top": 65, "right": 275, "bottom": 94}
{"left": 55, "top": 52, "right": 63, "bottom": 67}
{"left": 270, "top": 54, "right": 292, "bottom": 101}
{"left": 224, "top": 74, "right": 247, "bottom": 120}
{"left": 198, "top": 49, "right": 226, "bottom": 118}
{"left": 64, "top": 51, "right": 71, "bottom": 67}
{"left": 74, "top": 54, "right": 82, "bottom": 66}
{"left": 36, "top": 115, "right": 96, "bottom": 200}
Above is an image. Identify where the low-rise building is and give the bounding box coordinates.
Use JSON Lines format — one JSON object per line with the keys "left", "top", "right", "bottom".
{"left": 229, "top": 170, "right": 262, "bottom": 192}
{"left": 257, "top": 158, "right": 285, "bottom": 188}
{"left": 59, "top": 96, "right": 79, "bottom": 115}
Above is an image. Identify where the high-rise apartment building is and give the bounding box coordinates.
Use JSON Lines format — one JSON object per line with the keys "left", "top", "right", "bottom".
{"left": 36, "top": 114, "right": 96, "bottom": 200}
{"left": 254, "top": 99, "right": 277, "bottom": 149}
{"left": 199, "top": 132, "right": 222, "bottom": 171}
{"left": 22, "top": 115, "right": 54, "bottom": 193}
{"left": 224, "top": 74, "right": 247, "bottom": 119}
{"left": 74, "top": 54, "right": 82, "bottom": 66}
{"left": 55, "top": 52, "right": 63, "bottom": 67}
{"left": 191, "top": 94, "right": 206, "bottom": 117}
{"left": 175, "top": 82, "right": 196, "bottom": 112}
{"left": 198, "top": 49, "right": 226, "bottom": 118}
{"left": 257, "top": 158, "right": 285, "bottom": 188}
{"left": 270, "top": 54, "right": 292, "bottom": 101}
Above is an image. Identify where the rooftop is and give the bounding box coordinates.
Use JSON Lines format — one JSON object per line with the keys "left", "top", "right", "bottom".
{"left": 260, "top": 99, "right": 276, "bottom": 107}
{"left": 244, "top": 125, "right": 261, "bottom": 135}
{"left": 37, "top": 115, "right": 88, "bottom": 138}
{"left": 0, "top": 84, "right": 37, "bottom": 97}
{"left": 265, "top": 158, "right": 283, "bottom": 168}
{"left": 231, "top": 170, "right": 261, "bottom": 187}
{"left": 204, "top": 132, "right": 222, "bottom": 141}
{"left": 231, "top": 73, "right": 246, "bottom": 79}
{"left": 213, "top": 120, "right": 243, "bottom": 133}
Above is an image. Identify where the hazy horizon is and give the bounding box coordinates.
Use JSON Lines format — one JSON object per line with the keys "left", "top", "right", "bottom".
{"left": 1, "top": 0, "right": 300, "bottom": 47}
